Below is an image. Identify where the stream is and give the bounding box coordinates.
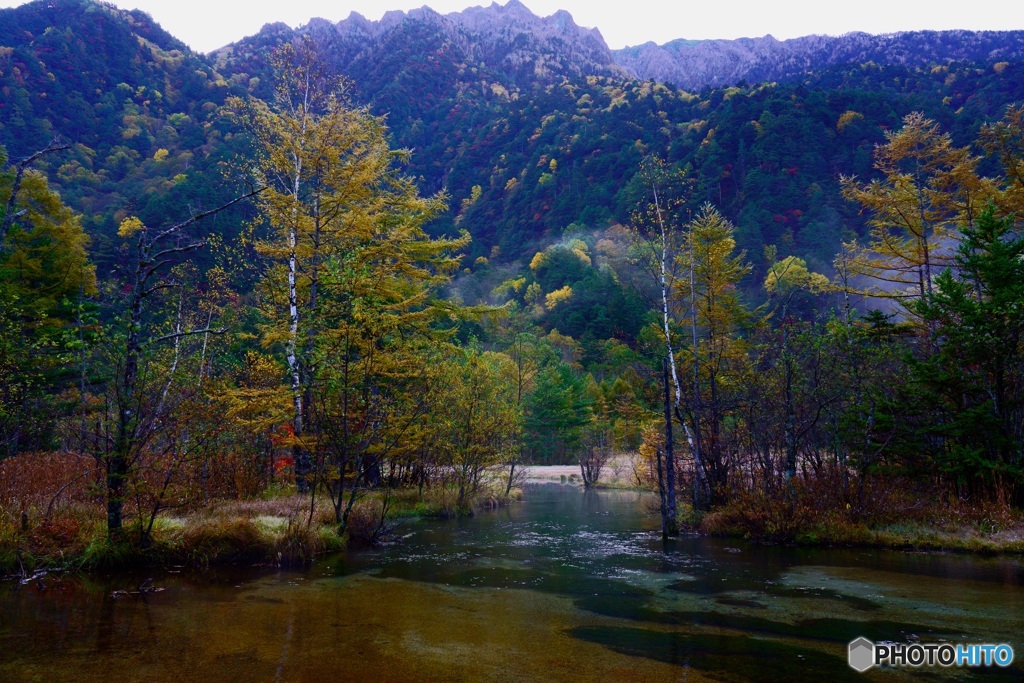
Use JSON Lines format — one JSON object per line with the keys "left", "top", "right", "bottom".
{"left": 1, "top": 483, "right": 1022, "bottom": 681}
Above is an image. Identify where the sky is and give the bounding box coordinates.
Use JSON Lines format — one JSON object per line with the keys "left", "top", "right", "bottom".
{"left": 2, "top": 0, "right": 1023, "bottom": 54}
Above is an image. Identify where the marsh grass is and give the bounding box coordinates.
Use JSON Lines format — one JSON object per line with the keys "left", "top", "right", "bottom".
{"left": 698, "top": 474, "right": 1024, "bottom": 554}
{"left": 382, "top": 481, "right": 520, "bottom": 520}
{"left": 1, "top": 481, "right": 519, "bottom": 573}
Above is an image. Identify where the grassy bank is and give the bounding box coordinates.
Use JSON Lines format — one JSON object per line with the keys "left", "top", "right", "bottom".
{"left": 0, "top": 485, "right": 521, "bottom": 575}
{"left": 700, "top": 515, "right": 1024, "bottom": 554}
{"left": 523, "top": 456, "right": 647, "bottom": 490}
{"left": 693, "top": 483, "right": 1024, "bottom": 554}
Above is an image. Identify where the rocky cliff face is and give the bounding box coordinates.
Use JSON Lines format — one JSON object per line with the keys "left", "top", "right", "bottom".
{"left": 219, "top": 0, "right": 621, "bottom": 90}
{"left": 614, "top": 30, "right": 1024, "bottom": 91}
{"left": 215, "top": 4, "right": 1024, "bottom": 95}
{"left": 441, "top": 0, "right": 614, "bottom": 81}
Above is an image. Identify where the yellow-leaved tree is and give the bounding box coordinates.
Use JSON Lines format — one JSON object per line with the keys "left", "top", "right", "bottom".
{"left": 431, "top": 347, "right": 521, "bottom": 511}
{"left": 675, "top": 204, "right": 752, "bottom": 505}
{"left": 841, "top": 112, "right": 990, "bottom": 305}
{"left": 236, "top": 42, "right": 468, "bottom": 529}
{"left": 979, "top": 104, "right": 1024, "bottom": 217}
{"left": 764, "top": 250, "right": 830, "bottom": 481}
{"left": 0, "top": 141, "right": 95, "bottom": 455}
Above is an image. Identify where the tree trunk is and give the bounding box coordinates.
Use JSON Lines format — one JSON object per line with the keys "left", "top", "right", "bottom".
{"left": 286, "top": 152, "right": 311, "bottom": 493}
{"left": 686, "top": 232, "right": 708, "bottom": 510}
{"left": 783, "top": 313, "right": 798, "bottom": 482}
{"left": 108, "top": 246, "right": 145, "bottom": 536}
{"left": 655, "top": 447, "right": 668, "bottom": 541}
{"left": 663, "top": 358, "right": 679, "bottom": 535}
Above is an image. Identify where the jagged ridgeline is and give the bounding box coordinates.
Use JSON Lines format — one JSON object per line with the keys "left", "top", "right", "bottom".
{"left": 4, "top": 0, "right": 1024, "bottom": 275}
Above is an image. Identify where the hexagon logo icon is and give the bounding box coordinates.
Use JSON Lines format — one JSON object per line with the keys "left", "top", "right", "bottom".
{"left": 848, "top": 637, "right": 875, "bottom": 672}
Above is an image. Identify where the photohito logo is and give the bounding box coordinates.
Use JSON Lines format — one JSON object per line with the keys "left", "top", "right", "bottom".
{"left": 848, "top": 638, "right": 1015, "bottom": 672}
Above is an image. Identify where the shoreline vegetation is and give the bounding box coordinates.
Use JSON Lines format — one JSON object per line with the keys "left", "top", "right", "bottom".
{"left": 1, "top": 480, "right": 524, "bottom": 575}
{"left": 3, "top": 458, "right": 1022, "bottom": 577}
{"left": 696, "top": 500, "right": 1024, "bottom": 555}
{"left": 531, "top": 461, "right": 1024, "bottom": 555}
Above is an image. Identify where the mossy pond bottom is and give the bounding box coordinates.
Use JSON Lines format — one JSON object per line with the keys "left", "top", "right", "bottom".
{"left": 2, "top": 484, "right": 1022, "bottom": 681}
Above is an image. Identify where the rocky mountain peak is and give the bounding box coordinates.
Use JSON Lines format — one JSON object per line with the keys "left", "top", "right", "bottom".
{"left": 614, "top": 29, "right": 1024, "bottom": 91}
{"left": 206, "top": 2, "right": 1024, "bottom": 95}
{"left": 286, "top": 1, "right": 619, "bottom": 88}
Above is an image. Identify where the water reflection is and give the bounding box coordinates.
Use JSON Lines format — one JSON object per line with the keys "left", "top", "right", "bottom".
{"left": 1, "top": 483, "right": 1022, "bottom": 682}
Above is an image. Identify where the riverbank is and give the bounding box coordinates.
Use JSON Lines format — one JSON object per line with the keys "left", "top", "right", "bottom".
{"left": 700, "top": 514, "right": 1024, "bottom": 554}
{"left": 0, "top": 486, "right": 521, "bottom": 574}
{"left": 6, "top": 472, "right": 1023, "bottom": 575}
{"left": 11, "top": 484, "right": 1019, "bottom": 683}
{"left": 696, "top": 490, "right": 1024, "bottom": 555}
{"left": 522, "top": 456, "right": 642, "bottom": 489}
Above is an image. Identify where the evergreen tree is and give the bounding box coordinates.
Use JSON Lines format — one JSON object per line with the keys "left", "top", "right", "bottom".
{"left": 523, "top": 362, "right": 593, "bottom": 464}
{"left": 912, "top": 206, "right": 1024, "bottom": 500}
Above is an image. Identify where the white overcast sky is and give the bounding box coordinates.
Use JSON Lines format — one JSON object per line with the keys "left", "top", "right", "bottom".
{"left": 2, "top": 0, "right": 1023, "bottom": 53}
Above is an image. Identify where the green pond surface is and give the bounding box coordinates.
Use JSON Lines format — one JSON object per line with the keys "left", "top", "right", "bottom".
{"left": 1, "top": 484, "right": 1022, "bottom": 682}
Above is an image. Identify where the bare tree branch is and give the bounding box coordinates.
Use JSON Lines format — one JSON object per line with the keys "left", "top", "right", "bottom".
{"left": 1, "top": 137, "right": 71, "bottom": 247}
{"left": 148, "top": 327, "right": 228, "bottom": 347}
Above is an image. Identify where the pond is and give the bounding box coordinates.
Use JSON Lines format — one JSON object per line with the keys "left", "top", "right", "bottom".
{"left": 1, "top": 484, "right": 1022, "bottom": 681}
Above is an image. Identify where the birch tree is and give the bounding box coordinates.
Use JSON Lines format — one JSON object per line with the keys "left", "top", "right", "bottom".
{"left": 629, "top": 159, "right": 684, "bottom": 525}
{"left": 239, "top": 41, "right": 467, "bottom": 514}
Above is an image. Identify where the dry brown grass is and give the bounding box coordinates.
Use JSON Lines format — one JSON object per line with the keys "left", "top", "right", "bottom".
{"left": 0, "top": 452, "right": 102, "bottom": 522}
{"left": 699, "top": 471, "right": 1024, "bottom": 553}
{"left": 0, "top": 449, "right": 522, "bottom": 572}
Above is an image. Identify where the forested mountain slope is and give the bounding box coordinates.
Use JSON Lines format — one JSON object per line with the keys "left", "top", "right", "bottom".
{"left": 3, "top": 0, "right": 1024, "bottom": 277}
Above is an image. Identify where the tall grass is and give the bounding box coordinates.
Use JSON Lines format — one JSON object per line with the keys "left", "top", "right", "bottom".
{"left": 698, "top": 471, "right": 1024, "bottom": 553}
{"left": 1, "top": 479, "right": 521, "bottom": 573}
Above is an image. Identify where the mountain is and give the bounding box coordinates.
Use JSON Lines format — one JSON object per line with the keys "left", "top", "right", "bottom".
{"left": 4, "top": 0, "right": 1024, "bottom": 280}
{"left": 213, "top": 0, "right": 620, "bottom": 97}
{"left": 614, "top": 30, "right": 1024, "bottom": 91}
{"left": 211, "top": 6, "right": 1024, "bottom": 97}
{"left": 0, "top": 0, "right": 249, "bottom": 269}
{"left": 208, "top": 1, "right": 627, "bottom": 224}
{"left": 0, "top": 0, "right": 219, "bottom": 156}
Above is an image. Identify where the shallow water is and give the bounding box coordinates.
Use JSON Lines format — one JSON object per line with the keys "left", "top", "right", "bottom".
{"left": 1, "top": 484, "right": 1022, "bottom": 681}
